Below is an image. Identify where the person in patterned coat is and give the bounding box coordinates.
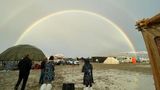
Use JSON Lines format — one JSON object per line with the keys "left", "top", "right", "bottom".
{"left": 40, "top": 56, "right": 55, "bottom": 90}
{"left": 82, "top": 58, "right": 94, "bottom": 90}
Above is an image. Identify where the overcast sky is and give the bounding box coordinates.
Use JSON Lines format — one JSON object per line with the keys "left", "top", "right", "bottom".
{"left": 0, "top": 0, "right": 160, "bottom": 57}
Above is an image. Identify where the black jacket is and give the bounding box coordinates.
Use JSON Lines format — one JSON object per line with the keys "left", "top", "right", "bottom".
{"left": 18, "top": 57, "right": 32, "bottom": 74}
{"left": 82, "top": 63, "right": 94, "bottom": 85}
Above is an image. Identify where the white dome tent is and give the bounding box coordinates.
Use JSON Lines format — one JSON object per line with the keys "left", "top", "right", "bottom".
{"left": 53, "top": 54, "right": 65, "bottom": 65}
{"left": 54, "top": 54, "right": 65, "bottom": 59}
{"left": 103, "top": 57, "right": 119, "bottom": 64}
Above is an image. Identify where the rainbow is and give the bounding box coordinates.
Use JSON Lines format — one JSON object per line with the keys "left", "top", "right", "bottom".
{"left": 15, "top": 10, "right": 136, "bottom": 52}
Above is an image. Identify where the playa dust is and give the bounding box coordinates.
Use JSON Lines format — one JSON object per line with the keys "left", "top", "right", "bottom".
{"left": 0, "top": 63, "right": 155, "bottom": 90}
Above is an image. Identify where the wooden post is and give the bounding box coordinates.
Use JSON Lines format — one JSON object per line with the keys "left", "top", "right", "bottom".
{"left": 136, "top": 13, "right": 160, "bottom": 90}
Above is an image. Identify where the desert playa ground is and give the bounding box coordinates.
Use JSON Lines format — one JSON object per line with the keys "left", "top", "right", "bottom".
{"left": 0, "top": 63, "right": 155, "bottom": 90}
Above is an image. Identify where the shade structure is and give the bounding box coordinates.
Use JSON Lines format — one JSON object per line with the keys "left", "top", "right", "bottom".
{"left": 54, "top": 54, "right": 65, "bottom": 59}
{"left": 136, "top": 13, "right": 160, "bottom": 89}
{"left": 103, "top": 57, "right": 119, "bottom": 64}
{"left": 0, "top": 44, "right": 46, "bottom": 61}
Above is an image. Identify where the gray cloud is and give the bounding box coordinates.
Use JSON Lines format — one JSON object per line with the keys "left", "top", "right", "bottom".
{"left": 0, "top": 0, "right": 160, "bottom": 56}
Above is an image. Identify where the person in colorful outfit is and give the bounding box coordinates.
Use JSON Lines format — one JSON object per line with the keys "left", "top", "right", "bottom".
{"left": 40, "top": 56, "right": 55, "bottom": 90}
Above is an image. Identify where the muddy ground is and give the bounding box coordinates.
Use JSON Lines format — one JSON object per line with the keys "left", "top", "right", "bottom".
{"left": 0, "top": 63, "right": 155, "bottom": 90}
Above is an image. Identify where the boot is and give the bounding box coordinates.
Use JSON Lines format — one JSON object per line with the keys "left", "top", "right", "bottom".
{"left": 89, "top": 87, "right": 93, "bottom": 90}
{"left": 14, "top": 86, "right": 18, "bottom": 90}
{"left": 83, "top": 86, "right": 89, "bottom": 90}
{"left": 46, "top": 84, "right": 52, "bottom": 90}
{"left": 40, "top": 84, "right": 47, "bottom": 90}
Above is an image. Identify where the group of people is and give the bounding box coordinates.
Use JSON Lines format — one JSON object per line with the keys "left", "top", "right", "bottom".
{"left": 14, "top": 54, "right": 94, "bottom": 90}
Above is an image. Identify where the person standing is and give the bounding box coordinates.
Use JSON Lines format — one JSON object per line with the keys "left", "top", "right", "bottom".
{"left": 39, "top": 58, "right": 47, "bottom": 84}
{"left": 40, "top": 56, "right": 55, "bottom": 90}
{"left": 14, "top": 54, "right": 32, "bottom": 90}
{"left": 82, "top": 58, "right": 94, "bottom": 90}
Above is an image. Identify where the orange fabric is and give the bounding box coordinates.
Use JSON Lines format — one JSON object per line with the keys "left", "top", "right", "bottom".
{"left": 132, "top": 57, "right": 136, "bottom": 64}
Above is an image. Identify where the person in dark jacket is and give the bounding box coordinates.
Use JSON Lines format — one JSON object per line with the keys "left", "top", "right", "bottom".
{"left": 39, "top": 58, "right": 47, "bottom": 84}
{"left": 14, "top": 54, "right": 32, "bottom": 90}
{"left": 82, "top": 58, "right": 94, "bottom": 90}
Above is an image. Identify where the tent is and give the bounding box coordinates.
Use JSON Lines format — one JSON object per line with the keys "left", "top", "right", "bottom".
{"left": 103, "top": 57, "right": 119, "bottom": 64}
{"left": 54, "top": 54, "right": 65, "bottom": 59}
{"left": 131, "top": 57, "right": 136, "bottom": 64}
{"left": 0, "top": 44, "right": 46, "bottom": 61}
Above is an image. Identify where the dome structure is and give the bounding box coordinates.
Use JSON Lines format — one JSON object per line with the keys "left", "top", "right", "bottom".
{"left": 0, "top": 44, "right": 46, "bottom": 61}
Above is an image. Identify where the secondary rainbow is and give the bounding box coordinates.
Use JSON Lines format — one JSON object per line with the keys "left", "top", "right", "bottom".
{"left": 15, "top": 10, "right": 136, "bottom": 52}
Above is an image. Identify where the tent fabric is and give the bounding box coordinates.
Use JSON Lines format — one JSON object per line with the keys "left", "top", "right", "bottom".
{"left": 132, "top": 57, "right": 136, "bottom": 64}
{"left": 103, "top": 57, "right": 119, "bottom": 64}
{"left": 54, "top": 54, "right": 64, "bottom": 59}
{"left": 0, "top": 44, "right": 46, "bottom": 61}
